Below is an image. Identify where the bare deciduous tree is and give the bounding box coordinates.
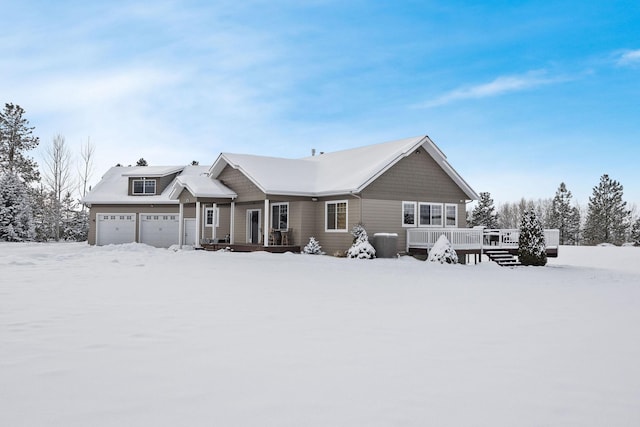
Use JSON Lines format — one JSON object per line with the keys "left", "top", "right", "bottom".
{"left": 44, "top": 134, "right": 73, "bottom": 240}
{"left": 78, "top": 137, "right": 95, "bottom": 204}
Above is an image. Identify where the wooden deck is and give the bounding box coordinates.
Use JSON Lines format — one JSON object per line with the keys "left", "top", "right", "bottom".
{"left": 200, "top": 243, "right": 301, "bottom": 253}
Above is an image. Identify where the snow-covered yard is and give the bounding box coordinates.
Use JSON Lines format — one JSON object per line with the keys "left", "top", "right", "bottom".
{"left": 2, "top": 243, "right": 639, "bottom": 426}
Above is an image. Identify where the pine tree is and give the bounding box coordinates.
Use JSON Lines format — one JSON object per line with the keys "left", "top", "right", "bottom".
{"left": 630, "top": 218, "right": 640, "bottom": 246}
{"left": 303, "top": 237, "right": 325, "bottom": 255}
{"left": 583, "top": 174, "right": 630, "bottom": 245}
{"left": 0, "top": 103, "right": 40, "bottom": 183}
{"left": 347, "top": 224, "right": 376, "bottom": 259}
{"left": 136, "top": 158, "right": 148, "bottom": 166}
{"left": 0, "top": 173, "right": 35, "bottom": 241}
{"left": 427, "top": 235, "right": 458, "bottom": 264}
{"left": 470, "top": 192, "right": 499, "bottom": 228}
{"left": 548, "top": 182, "right": 581, "bottom": 245}
{"left": 518, "top": 210, "right": 547, "bottom": 266}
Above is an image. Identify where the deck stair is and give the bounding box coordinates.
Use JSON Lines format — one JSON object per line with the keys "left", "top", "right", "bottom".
{"left": 484, "top": 249, "right": 521, "bottom": 267}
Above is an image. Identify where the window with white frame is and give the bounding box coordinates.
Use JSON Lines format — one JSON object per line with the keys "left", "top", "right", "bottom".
{"left": 271, "top": 203, "right": 288, "bottom": 230}
{"left": 205, "top": 207, "right": 219, "bottom": 227}
{"left": 418, "top": 202, "right": 443, "bottom": 227}
{"left": 132, "top": 179, "right": 156, "bottom": 195}
{"left": 402, "top": 201, "right": 416, "bottom": 227}
{"left": 445, "top": 204, "right": 457, "bottom": 227}
{"left": 326, "top": 200, "right": 348, "bottom": 232}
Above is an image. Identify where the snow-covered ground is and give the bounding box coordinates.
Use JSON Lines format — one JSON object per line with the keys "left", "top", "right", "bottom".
{"left": 1, "top": 243, "right": 639, "bottom": 426}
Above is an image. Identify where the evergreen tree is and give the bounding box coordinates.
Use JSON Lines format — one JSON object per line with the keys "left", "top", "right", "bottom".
{"left": 583, "top": 174, "right": 630, "bottom": 245}
{"left": 0, "top": 173, "right": 35, "bottom": 241}
{"left": 347, "top": 224, "right": 376, "bottom": 259}
{"left": 136, "top": 158, "right": 148, "bottom": 166}
{"left": 302, "top": 237, "right": 325, "bottom": 255}
{"left": 0, "top": 103, "right": 40, "bottom": 183}
{"left": 427, "top": 235, "right": 458, "bottom": 264}
{"left": 518, "top": 210, "right": 547, "bottom": 266}
{"left": 548, "top": 182, "right": 581, "bottom": 245}
{"left": 470, "top": 192, "right": 499, "bottom": 228}
{"left": 631, "top": 218, "right": 640, "bottom": 246}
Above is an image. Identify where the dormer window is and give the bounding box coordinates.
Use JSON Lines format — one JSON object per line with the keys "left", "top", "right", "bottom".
{"left": 132, "top": 178, "right": 156, "bottom": 195}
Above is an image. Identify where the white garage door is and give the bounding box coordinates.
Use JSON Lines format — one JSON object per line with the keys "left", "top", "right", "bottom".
{"left": 96, "top": 213, "right": 136, "bottom": 246}
{"left": 140, "top": 214, "right": 179, "bottom": 248}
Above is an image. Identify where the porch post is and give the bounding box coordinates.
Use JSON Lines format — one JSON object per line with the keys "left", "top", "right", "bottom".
{"left": 264, "top": 199, "right": 270, "bottom": 246}
{"left": 178, "top": 202, "right": 184, "bottom": 248}
{"left": 230, "top": 201, "right": 235, "bottom": 244}
{"left": 212, "top": 203, "right": 217, "bottom": 242}
{"left": 195, "top": 201, "right": 201, "bottom": 248}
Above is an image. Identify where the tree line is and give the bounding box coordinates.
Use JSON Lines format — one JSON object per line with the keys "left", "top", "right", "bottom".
{"left": 469, "top": 177, "right": 640, "bottom": 246}
{"left": 0, "top": 103, "right": 96, "bottom": 241}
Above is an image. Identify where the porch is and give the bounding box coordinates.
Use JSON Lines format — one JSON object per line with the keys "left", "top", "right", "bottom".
{"left": 200, "top": 242, "right": 301, "bottom": 253}
{"left": 406, "top": 228, "right": 560, "bottom": 263}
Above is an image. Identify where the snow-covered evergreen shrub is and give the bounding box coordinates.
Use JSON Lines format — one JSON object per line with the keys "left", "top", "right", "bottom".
{"left": 0, "top": 173, "right": 35, "bottom": 241}
{"left": 427, "top": 235, "right": 458, "bottom": 264}
{"left": 347, "top": 224, "right": 376, "bottom": 259}
{"left": 303, "top": 237, "right": 325, "bottom": 255}
{"left": 518, "top": 210, "right": 547, "bottom": 266}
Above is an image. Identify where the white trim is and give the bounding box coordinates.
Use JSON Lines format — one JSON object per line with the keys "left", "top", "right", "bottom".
{"left": 418, "top": 202, "right": 444, "bottom": 227}
{"left": 246, "top": 209, "right": 261, "bottom": 244}
{"left": 402, "top": 201, "right": 417, "bottom": 227}
{"left": 264, "top": 199, "right": 270, "bottom": 246}
{"left": 325, "top": 200, "right": 349, "bottom": 232}
{"left": 230, "top": 202, "right": 235, "bottom": 244}
{"left": 270, "top": 202, "right": 289, "bottom": 231}
{"left": 445, "top": 203, "right": 458, "bottom": 228}
{"left": 132, "top": 178, "right": 156, "bottom": 195}
{"left": 204, "top": 207, "right": 219, "bottom": 228}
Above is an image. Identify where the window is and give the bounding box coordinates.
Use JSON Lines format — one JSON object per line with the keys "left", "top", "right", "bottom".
{"left": 271, "top": 203, "right": 288, "bottom": 231}
{"left": 402, "top": 201, "right": 416, "bottom": 227}
{"left": 132, "top": 179, "right": 156, "bottom": 195}
{"left": 326, "top": 200, "right": 348, "bottom": 232}
{"left": 205, "top": 207, "right": 219, "bottom": 227}
{"left": 445, "top": 204, "right": 457, "bottom": 227}
{"left": 419, "top": 203, "right": 443, "bottom": 227}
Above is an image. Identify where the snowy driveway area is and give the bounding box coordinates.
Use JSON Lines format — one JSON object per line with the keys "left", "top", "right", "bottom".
{"left": 2, "top": 243, "right": 640, "bottom": 426}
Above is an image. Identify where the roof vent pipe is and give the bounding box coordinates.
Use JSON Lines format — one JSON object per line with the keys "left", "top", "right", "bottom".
{"left": 312, "top": 148, "right": 316, "bottom": 156}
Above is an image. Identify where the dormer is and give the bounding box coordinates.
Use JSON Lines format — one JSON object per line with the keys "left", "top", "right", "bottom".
{"left": 123, "top": 166, "right": 185, "bottom": 196}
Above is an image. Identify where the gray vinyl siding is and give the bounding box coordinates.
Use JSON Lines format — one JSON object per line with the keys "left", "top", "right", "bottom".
{"left": 361, "top": 150, "right": 468, "bottom": 202}
{"left": 309, "top": 197, "right": 361, "bottom": 256}
{"left": 218, "top": 166, "right": 265, "bottom": 202}
{"left": 233, "top": 202, "right": 264, "bottom": 244}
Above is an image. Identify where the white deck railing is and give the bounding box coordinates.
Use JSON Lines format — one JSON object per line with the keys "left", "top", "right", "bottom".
{"left": 406, "top": 228, "right": 560, "bottom": 252}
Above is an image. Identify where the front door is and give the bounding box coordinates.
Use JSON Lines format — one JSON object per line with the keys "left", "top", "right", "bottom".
{"left": 247, "top": 209, "right": 261, "bottom": 244}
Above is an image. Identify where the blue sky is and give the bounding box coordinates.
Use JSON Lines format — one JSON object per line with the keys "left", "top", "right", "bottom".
{"left": 2, "top": 0, "right": 639, "bottom": 207}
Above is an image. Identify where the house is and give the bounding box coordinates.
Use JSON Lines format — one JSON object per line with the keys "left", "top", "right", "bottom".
{"left": 83, "top": 135, "right": 479, "bottom": 255}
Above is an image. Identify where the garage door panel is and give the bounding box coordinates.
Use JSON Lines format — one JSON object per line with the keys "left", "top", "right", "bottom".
{"left": 96, "top": 213, "right": 136, "bottom": 246}
{"left": 140, "top": 214, "right": 179, "bottom": 248}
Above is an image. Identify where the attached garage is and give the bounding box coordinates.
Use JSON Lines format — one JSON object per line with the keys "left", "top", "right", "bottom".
{"left": 140, "top": 214, "right": 179, "bottom": 248}
{"left": 96, "top": 213, "right": 136, "bottom": 246}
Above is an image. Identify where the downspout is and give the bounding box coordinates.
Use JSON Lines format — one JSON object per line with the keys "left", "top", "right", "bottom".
{"left": 350, "top": 192, "right": 363, "bottom": 225}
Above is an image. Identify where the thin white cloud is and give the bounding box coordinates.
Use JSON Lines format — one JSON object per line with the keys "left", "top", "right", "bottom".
{"left": 417, "top": 71, "right": 568, "bottom": 108}
{"left": 617, "top": 49, "right": 640, "bottom": 66}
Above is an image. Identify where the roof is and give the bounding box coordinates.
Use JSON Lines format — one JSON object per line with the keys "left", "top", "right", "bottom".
{"left": 169, "top": 167, "right": 237, "bottom": 199}
{"left": 210, "top": 135, "right": 479, "bottom": 199}
{"left": 120, "top": 166, "right": 184, "bottom": 177}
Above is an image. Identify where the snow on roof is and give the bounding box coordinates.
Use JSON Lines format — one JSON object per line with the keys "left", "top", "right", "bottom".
{"left": 210, "top": 136, "right": 479, "bottom": 199}
{"left": 120, "top": 166, "right": 185, "bottom": 177}
{"left": 170, "top": 166, "right": 237, "bottom": 199}
{"left": 82, "top": 166, "right": 185, "bottom": 205}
